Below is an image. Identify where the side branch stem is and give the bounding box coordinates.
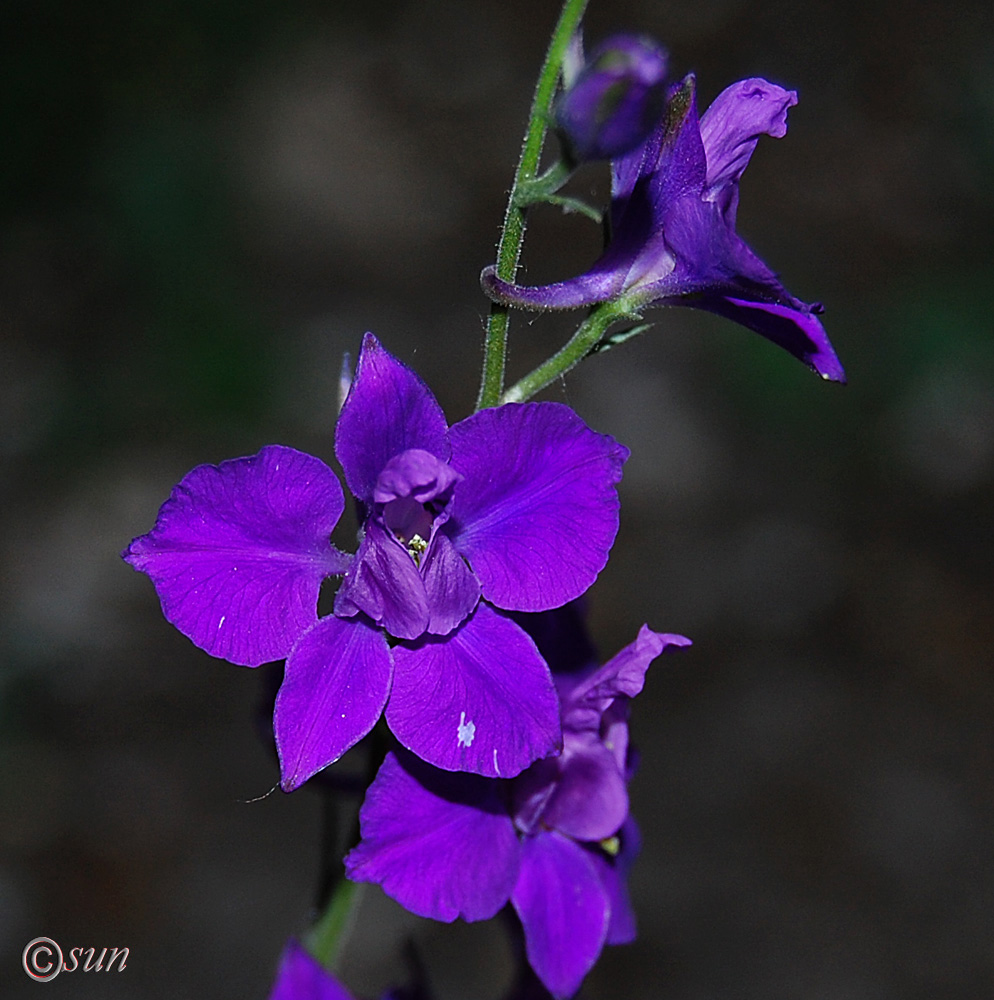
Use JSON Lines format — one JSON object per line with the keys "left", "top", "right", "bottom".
{"left": 500, "top": 297, "right": 640, "bottom": 403}
{"left": 476, "top": 0, "right": 590, "bottom": 411}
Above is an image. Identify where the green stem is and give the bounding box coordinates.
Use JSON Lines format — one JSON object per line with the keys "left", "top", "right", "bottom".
{"left": 306, "top": 877, "right": 361, "bottom": 972}
{"left": 500, "top": 297, "right": 641, "bottom": 403}
{"left": 513, "top": 160, "right": 572, "bottom": 207}
{"left": 476, "top": 0, "right": 590, "bottom": 411}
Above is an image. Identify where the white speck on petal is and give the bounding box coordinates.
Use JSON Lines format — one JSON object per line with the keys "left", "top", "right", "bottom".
{"left": 218, "top": 615, "right": 226, "bottom": 629}
{"left": 493, "top": 748, "right": 500, "bottom": 776}
{"left": 457, "top": 711, "right": 476, "bottom": 747}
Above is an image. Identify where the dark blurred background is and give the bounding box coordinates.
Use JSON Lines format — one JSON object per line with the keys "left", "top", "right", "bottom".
{"left": 2, "top": 0, "right": 992, "bottom": 997}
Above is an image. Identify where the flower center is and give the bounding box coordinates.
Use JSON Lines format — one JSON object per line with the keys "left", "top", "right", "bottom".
{"left": 383, "top": 496, "right": 434, "bottom": 565}
{"left": 373, "top": 448, "right": 462, "bottom": 567}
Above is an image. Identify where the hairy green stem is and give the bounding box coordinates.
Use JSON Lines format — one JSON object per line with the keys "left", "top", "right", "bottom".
{"left": 500, "top": 297, "right": 641, "bottom": 403}
{"left": 476, "top": 0, "right": 590, "bottom": 411}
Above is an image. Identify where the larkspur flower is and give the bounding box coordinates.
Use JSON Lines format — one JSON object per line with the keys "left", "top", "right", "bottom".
{"left": 345, "top": 610, "right": 690, "bottom": 999}
{"left": 484, "top": 75, "right": 845, "bottom": 382}
{"left": 123, "top": 335, "right": 628, "bottom": 789}
{"left": 554, "top": 33, "right": 669, "bottom": 163}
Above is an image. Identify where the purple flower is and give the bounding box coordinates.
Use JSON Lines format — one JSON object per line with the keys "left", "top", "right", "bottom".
{"left": 345, "top": 618, "right": 690, "bottom": 999}
{"left": 484, "top": 75, "right": 845, "bottom": 383}
{"left": 268, "top": 941, "right": 423, "bottom": 1000}
{"left": 269, "top": 941, "right": 354, "bottom": 1000}
{"left": 554, "top": 34, "right": 669, "bottom": 162}
{"left": 124, "top": 335, "right": 628, "bottom": 789}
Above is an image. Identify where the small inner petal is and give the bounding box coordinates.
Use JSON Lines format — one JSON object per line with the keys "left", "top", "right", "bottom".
{"left": 373, "top": 448, "right": 461, "bottom": 506}
{"left": 384, "top": 496, "right": 434, "bottom": 546}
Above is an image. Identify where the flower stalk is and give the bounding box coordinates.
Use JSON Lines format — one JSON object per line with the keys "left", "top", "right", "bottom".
{"left": 501, "top": 295, "right": 642, "bottom": 403}
{"left": 476, "top": 0, "right": 590, "bottom": 411}
{"left": 306, "top": 878, "right": 361, "bottom": 972}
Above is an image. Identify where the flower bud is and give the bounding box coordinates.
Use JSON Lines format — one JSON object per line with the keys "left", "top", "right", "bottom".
{"left": 554, "top": 34, "right": 668, "bottom": 162}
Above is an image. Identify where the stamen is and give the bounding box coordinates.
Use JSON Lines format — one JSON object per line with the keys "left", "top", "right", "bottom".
{"left": 599, "top": 835, "right": 621, "bottom": 857}
{"left": 406, "top": 534, "right": 428, "bottom": 566}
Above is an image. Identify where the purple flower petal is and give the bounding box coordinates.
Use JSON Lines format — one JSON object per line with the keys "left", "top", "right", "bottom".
{"left": 373, "top": 449, "right": 461, "bottom": 506}
{"left": 560, "top": 626, "right": 691, "bottom": 733}
{"left": 269, "top": 940, "right": 354, "bottom": 1000}
{"left": 699, "top": 77, "right": 797, "bottom": 217}
{"left": 334, "top": 522, "right": 430, "bottom": 641}
{"left": 345, "top": 750, "right": 520, "bottom": 922}
{"left": 696, "top": 295, "right": 847, "bottom": 383}
{"left": 386, "top": 603, "right": 561, "bottom": 778}
{"left": 539, "top": 734, "right": 628, "bottom": 843}
{"left": 123, "top": 445, "right": 348, "bottom": 666}
{"left": 335, "top": 334, "right": 450, "bottom": 505}
{"left": 275, "top": 615, "right": 392, "bottom": 791}
{"left": 420, "top": 530, "right": 481, "bottom": 636}
{"left": 447, "top": 403, "right": 628, "bottom": 612}
{"left": 512, "top": 831, "right": 610, "bottom": 1000}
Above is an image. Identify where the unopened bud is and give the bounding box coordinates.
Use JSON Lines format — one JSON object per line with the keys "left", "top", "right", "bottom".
{"left": 554, "top": 34, "right": 668, "bottom": 162}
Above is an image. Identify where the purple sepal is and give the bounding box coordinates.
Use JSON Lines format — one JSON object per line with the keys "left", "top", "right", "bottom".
{"left": 448, "top": 403, "right": 628, "bottom": 612}
{"left": 268, "top": 940, "right": 355, "bottom": 1000}
{"left": 512, "top": 830, "right": 610, "bottom": 1000}
{"left": 335, "top": 333, "right": 450, "bottom": 505}
{"left": 560, "top": 626, "right": 691, "bottom": 733}
{"left": 345, "top": 750, "right": 521, "bottom": 922}
{"left": 699, "top": 78, "right": 797, "bottom": 217}
{"left": 334, "top": 522, "right": 430, "bottom": 640}
{"left": 275, "top": 615, "right": 392, "bottom": 791}
{"left": 693, "top": 295, "right": 846, "bottom": 383}
{"left": 554, "top": 34, "right": 669, "bottom": 162}
{"left": 386, "top": 603, "right": 561, "bottom": 778}
{"left": 123, "top": 445, "right": 349, "bottom": 666}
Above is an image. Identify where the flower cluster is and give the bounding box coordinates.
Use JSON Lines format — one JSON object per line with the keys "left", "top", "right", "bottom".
{"left": 124, "top": 15, "right": 843, "bottom": 1000}
{"left": 124, "top": 335, "right": 627, "bottom": 790}
{"left": 345, "top": 606, "right": 690, "bottom": 998}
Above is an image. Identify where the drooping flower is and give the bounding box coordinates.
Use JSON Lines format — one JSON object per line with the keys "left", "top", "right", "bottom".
{"left": 123, "top": 335, "right": 628, "bottom": 789}
{"left": 484, "top": 75, "right": 845, "bottom": 382}
{"left": 554, "top": 34, "right": 669, "bottom": 163}
{"left": 345, "top": 611, "right": 690, "bottom": 999}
